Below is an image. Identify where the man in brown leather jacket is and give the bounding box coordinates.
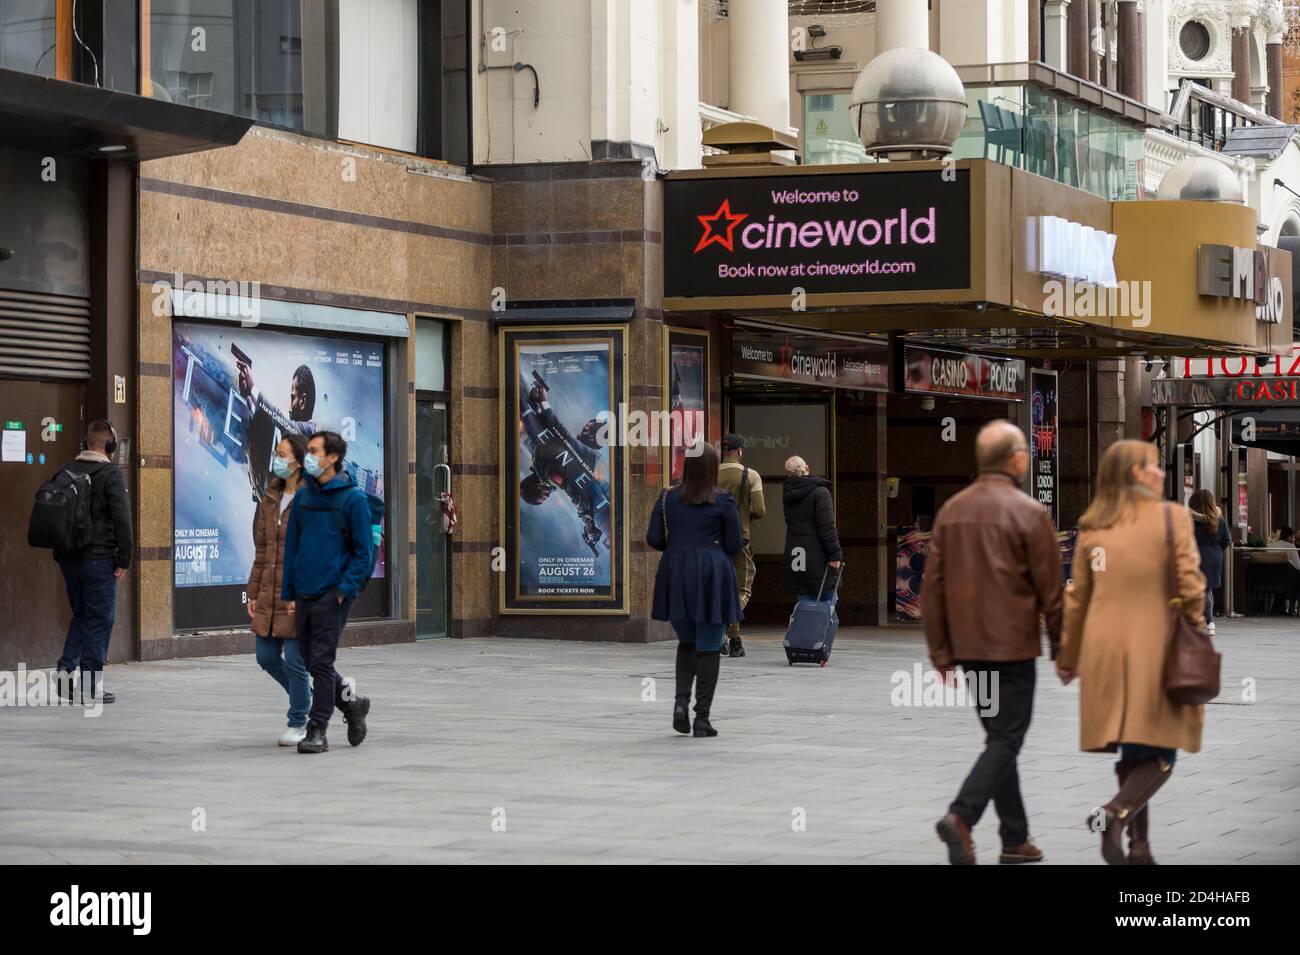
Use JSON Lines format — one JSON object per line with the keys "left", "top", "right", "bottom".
{"left": 922, "top": 420, "right": 1063, "bottom": 866}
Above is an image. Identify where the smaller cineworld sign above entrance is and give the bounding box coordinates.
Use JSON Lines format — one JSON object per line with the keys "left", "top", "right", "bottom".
{"left": 1196, "top": 244, "right": 1286, "bottom": 325}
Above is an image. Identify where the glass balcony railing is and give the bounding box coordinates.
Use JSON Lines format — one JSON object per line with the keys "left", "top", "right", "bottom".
{"left": 951, "top": 83, "right": 1147, "bottom": 200}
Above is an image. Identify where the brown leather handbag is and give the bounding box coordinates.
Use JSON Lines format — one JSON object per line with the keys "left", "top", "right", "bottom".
{"left": 1162, "top": 504, "right": 1221, "bottom": 705}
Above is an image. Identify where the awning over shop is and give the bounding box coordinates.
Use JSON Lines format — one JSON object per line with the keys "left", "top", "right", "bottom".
{"left": 0, "top": 68, "right": 251, "bottom": 162}
{"left": 1232, "top": 409, "right": 1300, "bottom": 455}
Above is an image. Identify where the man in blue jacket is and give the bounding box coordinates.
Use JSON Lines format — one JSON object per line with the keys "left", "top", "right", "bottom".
{"left": 282, "top": 431, "right": 373, "bottom": 754}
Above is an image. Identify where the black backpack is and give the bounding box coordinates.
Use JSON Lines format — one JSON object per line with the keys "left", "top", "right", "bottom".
{"left": 28, "top": 467, "right": 95, "bottom": 552}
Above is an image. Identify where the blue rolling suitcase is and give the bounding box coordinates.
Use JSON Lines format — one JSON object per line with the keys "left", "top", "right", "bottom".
{"left": 784, "top": 564, "right": 843, "bottom": 667}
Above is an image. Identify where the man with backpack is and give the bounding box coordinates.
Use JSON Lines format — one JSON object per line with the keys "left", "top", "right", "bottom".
{"left": 281, "top": 431, "right": 375, "bottom": 754}
{"left": 716, "top": 434, "right": 764, "bottom": 657}
{"left": 37, "top": 420, "right": 133, "bottom": 704}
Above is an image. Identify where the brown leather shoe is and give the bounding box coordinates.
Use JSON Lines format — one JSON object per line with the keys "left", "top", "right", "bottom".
{"left": 936, "top": 813, "right": 976, "bottom": 865}
{"left": 999, "top": 839, "right": 1044, "bottom": 864}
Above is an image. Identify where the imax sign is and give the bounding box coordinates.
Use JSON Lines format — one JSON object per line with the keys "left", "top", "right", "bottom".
{"left": 1035, "top": 216, "right": 1118, "bottom": 287}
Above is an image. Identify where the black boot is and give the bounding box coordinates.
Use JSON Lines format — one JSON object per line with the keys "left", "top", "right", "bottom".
{"left": 343, "top": 696, "right": 371, "bottom": 747}
{"left": 673, "top": 643, "right": 696, "bottom": 735}
{"left": 81, "top": 671, "right": 114, "bottom": 705}
{"left": 693, "top": 650, "right": 721, "bottom": 737}
{"left": 728, "top": 636, "right": 745, "bottom": 658}
{"left": 298, "top": 720, "right": 329, "bottom": 754}
{"left": 53, "top": 670, "right": 76, "bottom": 705}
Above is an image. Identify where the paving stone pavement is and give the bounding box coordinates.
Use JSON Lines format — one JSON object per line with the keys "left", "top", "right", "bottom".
{"left": 1, "top": 618, "right": 1297, "bottom": 864}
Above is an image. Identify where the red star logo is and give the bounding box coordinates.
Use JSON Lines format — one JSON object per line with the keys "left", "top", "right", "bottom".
{"left": 694, "top": 199, "right": 748, "bottom": 253}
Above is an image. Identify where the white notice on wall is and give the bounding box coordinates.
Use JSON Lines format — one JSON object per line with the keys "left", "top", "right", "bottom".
{"left": 1, "top": 430, "right": 25, "bottom": 462}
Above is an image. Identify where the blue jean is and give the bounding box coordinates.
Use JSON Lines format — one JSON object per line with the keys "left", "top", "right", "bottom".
{"left": 671, "top": 619, "right": 727, "bottom": 652}
{"left": 55, "top": 557, "right": 118, "bottom": 674}
{"left": 255, "top": 635, "right": 312, "bottom": 728}
{"left": 1120, "top": 743, "right": 1177, "bottom": 766}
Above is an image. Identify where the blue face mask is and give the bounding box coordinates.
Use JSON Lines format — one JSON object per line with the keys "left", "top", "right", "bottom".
{"left": 271, "top": 455, "right": 297, "bottom": 480}
{"left": 304, "top": 453, "right": 326, "bottom": 478}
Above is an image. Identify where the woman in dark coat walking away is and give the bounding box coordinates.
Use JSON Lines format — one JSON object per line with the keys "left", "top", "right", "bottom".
{"left": 781, "top": 455, "right": 843, "bottom": 603}
{"left": 647, "top": 440, "right": 743, "bottom": 738}
{"left": 1188, "top": 490, "right": 1230, "bottom": 634}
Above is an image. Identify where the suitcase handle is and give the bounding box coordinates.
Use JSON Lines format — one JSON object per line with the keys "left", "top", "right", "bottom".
{"left": 816, "top": 561, "right": 845, "bottom": 601}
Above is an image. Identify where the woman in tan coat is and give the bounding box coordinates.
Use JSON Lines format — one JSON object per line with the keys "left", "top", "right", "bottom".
{"left": 1058, "top": 440, "right": 1207, "bottom": 865}
{"left": 248, "top": 433, "right": 311, "bottom": 746}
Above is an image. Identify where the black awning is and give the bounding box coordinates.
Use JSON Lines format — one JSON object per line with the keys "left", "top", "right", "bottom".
{"left": 492, "top": 299, "right": 637, "bottom": 325}
{"left": 0, "top": 68, "right": 251, "bottom": 162}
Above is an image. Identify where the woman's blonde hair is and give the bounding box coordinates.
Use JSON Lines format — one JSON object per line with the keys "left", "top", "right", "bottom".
{"left": 1078, "top": 439, "right": 1160, "bottom": 530}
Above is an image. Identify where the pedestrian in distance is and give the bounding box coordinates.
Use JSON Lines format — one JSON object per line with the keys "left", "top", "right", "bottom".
{"left": 45, "top": 420, "right": 134, "bottom": 706}
{"left": 248, "top": 432, "right": 312, "bottom": 746}
{"left": 716, "top": 433, "right": 765, "bottom": 657}
{"left": 1058, "top": 439, "right": 1207, "bottom": 865}
{"left": 923, "top": 420, "right": 1062, "bottom": 866}
{"left": 647, "top": 439, "right": 743, "bottom": 738}
{"left": 781, "top": 455, "right": 842, "bottom": 609}
{"left": 1188, "top": 489, "right": 1230, "bottom": 634}
{"left": 281, "top": 431, "right": 374, "bottom": 754}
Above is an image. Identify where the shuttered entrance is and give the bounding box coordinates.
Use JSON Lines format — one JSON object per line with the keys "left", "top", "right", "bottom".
{"left": 0, "top": 289, "right": 92, "bottom": 381}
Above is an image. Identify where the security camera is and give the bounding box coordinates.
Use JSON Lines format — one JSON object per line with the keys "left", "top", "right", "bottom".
{"left": 920, "top": 396, "right": 936, "bottom": 412}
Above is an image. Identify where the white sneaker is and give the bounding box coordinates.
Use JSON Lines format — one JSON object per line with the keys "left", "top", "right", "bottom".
{"left": 1205, "top": 622, "right": 1216, "bottom": 634}
{"left": 279, "top": 726, "right": 307, "bottom": 746}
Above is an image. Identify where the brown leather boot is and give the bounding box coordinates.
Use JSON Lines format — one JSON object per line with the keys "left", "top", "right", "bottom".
{"left": 936, "top": 813, "right": 976, "bottom": 865}
{"left": 1089, "top": 757, "right": 1172, "bottom": 866}
{"left": 1128, "top": 801, "right": 1156, "bottom": 865}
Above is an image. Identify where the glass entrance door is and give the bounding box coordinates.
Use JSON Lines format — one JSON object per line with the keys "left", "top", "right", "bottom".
{"left": 416, "top": 399, "right": 451, "bottom": 638}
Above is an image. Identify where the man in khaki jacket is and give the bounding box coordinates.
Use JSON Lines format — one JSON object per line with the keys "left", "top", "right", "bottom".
{"left": 921, "top": 420, "right": 1063, "bottom": 866}
{"left": 717, "top": 434, "right": 765, "bottom": 657}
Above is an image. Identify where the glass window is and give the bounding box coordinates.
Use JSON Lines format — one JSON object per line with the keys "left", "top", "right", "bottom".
{"left": 0, "top": 0, "right": 56, "bottom": 76}
{"left": 415, "top": 318, "right": 447, "bottom": 392}
{"left": 802, "top": 91, "right": 866, "bottom": 165}
{"left": 150, "top": 0, "right": 442, "bottom": 156}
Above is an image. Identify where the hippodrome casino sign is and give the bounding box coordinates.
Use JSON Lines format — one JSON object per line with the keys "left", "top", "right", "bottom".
{"left": 663, "top": 169, "right": 972, "bottom": 299}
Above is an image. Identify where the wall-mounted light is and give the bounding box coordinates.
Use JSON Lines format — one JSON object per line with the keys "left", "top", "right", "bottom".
{"left": 793, "top": 23, "right": 842, "bottom": 62}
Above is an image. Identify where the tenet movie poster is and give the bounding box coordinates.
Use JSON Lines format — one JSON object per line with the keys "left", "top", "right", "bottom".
{"left": 172, "top": 322, "right": 386, "bottom": 629}
{"left": 502, "top": 327, "right": 626, "bottom": 614}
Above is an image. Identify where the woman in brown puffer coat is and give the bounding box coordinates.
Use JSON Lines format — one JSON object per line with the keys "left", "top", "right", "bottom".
{"left": 248, "top": 433, "right": 312, "bottom": 746}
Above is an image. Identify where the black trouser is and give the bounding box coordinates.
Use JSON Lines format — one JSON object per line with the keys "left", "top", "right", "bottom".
{"left": 295, "top": 593, "right": 354, "bottom": 726}
{"left": 949, "top": 659, "right": 1036, "bottom": 849}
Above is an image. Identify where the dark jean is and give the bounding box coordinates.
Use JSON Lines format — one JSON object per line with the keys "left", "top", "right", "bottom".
{"left": 55, "top": 557, "right": 118, "bottom": 675}
{"left": 255, "top": 635, "right": 312, "bottom": 728}
{"left": 294, "top": 593, "right": 355, "bottom": 726}
{"left": 1120, "top": 743, "right": 1177, "bottom": 766}
{"left": 949, "top": 659, "right": 1036, "bottom": 849}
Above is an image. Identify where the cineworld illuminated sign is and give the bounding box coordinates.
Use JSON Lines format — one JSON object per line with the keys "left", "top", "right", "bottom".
{"left": 904, "top": 346, "right": 1025, "bottom": 402}
{"left": 663, "top": 170, "right": 971, "bottom": 298}
{"left": 1196, "top": 244, "right": 1286, "bottom": 325}
{"left": 731, "top": 326, "right": 889, "bottom": 392}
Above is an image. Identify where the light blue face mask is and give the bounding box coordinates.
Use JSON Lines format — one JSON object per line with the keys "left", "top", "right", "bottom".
{"left": 271, "top": 455, "right": 297, "bottom": 480}
{"left": 304, "top": 453, "right": 325, "bottom": 478}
